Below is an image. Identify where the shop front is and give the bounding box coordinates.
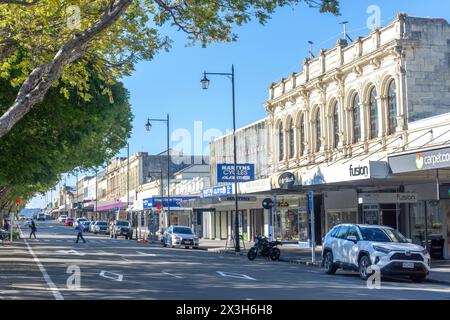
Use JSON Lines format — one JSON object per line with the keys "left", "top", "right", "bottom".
{"left": 388, "top": 145, "right": 450, "bottom": 259}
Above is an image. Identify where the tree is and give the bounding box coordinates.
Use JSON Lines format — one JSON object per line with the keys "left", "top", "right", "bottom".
{"left": 0, "top": 0, "right": 340, "bottom": 139}
{"left": 0, "top": 58, "right": 133, "bottom": 212}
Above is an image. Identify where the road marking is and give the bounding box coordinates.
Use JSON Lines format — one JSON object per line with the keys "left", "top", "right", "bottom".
{"left": 136, "top": 251, "right": 157, "bottom": 257}
{"left": 57, "top": 249, "right": 85, "bottom": 256}
{"left": 216, "top": 271, "right": 256, "bottom": 281}
{"left": 122, "top": 257, "right": 130, "bottom": 262}
{"left": 99, "top": 271, "right": 123, "bottom": 282}
{"left": 19, "top": 228, "right": 64, "bottom": 300}
{"left": 161, "top": 271, "right": 183, "bottom": 279}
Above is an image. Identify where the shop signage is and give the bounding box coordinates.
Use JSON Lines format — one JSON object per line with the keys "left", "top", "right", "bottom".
{"left": 388, "top": 146, "right": 450, "bottom": 174}
{"left": 358, "top": 193, "right": 417, "bottom": 204}
{"left": 239, "top": 178, "right": 271, "bottom": 194}
{"left": 302, "top": 161, "right": 388, "bottom": 186}
{"left": 217, "top": 164, "right": 255, "bottom": 182}
{"left": 221, "top": 196, "right": 257, "bottom": 202}
{"left": 278, "top": 172, "right": 296, "bottom": 190}
{"left": 143, "top": 196, "right": 198, "bottom": 209}
{"left": 262, "top": 198, "right": 274, "bottom": 209}
{"left": 202, "top": 185, "right": 235, "bottom": 198}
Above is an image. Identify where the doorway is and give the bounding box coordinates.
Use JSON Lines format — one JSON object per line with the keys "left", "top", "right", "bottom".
{"left": 380, "top": 204, "right": 398, "bottom": 229}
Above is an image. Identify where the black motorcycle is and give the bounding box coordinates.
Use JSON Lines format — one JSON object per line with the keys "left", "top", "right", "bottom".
{"left": 247, "top": 236, "right": 281, "bottom": 261}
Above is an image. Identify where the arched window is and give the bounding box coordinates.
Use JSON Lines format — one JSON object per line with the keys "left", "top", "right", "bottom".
{"left": 278, "top": 124, "right": 284, "bottom": 161}
{"left": 332, "top": 102, "right": 339, "bottom": 148}
{"left": 299, "top": 114, "right": 305, "bottom": 156}
{"left": 315, "top": 108, "right": 321, "bottom": 152}
{"left": 369, "top": 87, "right": 379, "bottom": 139}
{"left": 387, "top": 80, "right": 397, "bottom": 134}
{"left": 288, "top": 120, "right": 295, "bottom": 159}
{"left": 352, "top": 94, "right": 361, "bottom": 143}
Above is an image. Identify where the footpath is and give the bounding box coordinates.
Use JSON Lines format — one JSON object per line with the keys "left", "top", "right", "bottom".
{"left": 198, "top": 239, "right": 450, "bottom": 285}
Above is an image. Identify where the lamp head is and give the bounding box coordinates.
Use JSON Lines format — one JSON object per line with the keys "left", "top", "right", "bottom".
{"left": 145, "top": 119, "right": 152, "bottom": 132}
{"left": 201, "top": 72, "right": 210, "bottom": 90}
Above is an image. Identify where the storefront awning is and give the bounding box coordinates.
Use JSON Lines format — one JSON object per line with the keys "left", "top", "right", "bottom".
{"left": 95, "top": 201, "right": 128, "bottom": 212}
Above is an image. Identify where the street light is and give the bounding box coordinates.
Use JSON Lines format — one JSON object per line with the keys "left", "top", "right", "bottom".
{"left": 145, "top": 114, "right": 171, "bottom": 230}
{"left": 200, "top": 65, "right": 240, "bottom": 253}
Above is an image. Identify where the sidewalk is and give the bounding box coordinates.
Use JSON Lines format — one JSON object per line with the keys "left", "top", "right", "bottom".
{"left": 198, "top": 239, "right": 450, "bottom": 285}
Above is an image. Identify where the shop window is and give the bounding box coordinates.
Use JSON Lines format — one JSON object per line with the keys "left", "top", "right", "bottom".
{"left": 410, "top": 201, "right": 444, "bottom": 249}
{"left": 288, "top": 119, "right": 295, "bottom": 159}
{"left": 326, "top": 211, "right": 357, "bottom": 232}
{"left": 273, "top": 208, "right": 308, "bottom": 242}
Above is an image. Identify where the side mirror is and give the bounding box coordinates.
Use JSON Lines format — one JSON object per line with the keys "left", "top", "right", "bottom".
{"left": 347, "top": 235, "right": 358, "bottom": 243}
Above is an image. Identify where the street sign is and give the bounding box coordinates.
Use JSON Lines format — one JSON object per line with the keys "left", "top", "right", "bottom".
{"left": 217, "top": 164, "right": 255, "bottom": 182}
{"left": 262, "top": 198, "right": 274, "bottom": 210}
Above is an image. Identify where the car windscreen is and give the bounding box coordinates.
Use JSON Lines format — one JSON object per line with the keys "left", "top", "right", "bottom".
{"left": 96, "top": 222, "right": 107, "bottom": 226}
{"left": 116, "top": 221, "right": 129, "bottom": 226}
{"left": 359, "top": 227, "right": 408, "bottom": 243}
{"left": 173, "top": 227, "right": 193, "bottom": 234}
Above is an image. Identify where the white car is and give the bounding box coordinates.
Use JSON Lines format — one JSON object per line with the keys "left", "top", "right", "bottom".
{"left": 163, "top": 226, "right": 199, "bottom": 249}
{"left": 322, "top": 224, "right": 431, "bottom": 282}
{"left": 58, "top": 215, "right": 68, "bottom": 223}
{"left": 74, "top": 217, "right": 88, "bottom": 228}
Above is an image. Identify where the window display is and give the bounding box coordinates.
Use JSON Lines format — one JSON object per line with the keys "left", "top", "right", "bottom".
{"left": 273, "top": 208, "right": 308, "bottom": 242}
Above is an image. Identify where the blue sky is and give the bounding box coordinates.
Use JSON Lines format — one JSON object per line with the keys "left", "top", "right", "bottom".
{"left": 28, "top": 0, "right": 450, "bottom": 208}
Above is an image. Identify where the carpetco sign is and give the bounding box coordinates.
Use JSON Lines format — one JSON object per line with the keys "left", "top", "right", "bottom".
{"left": 388, "top": 146, "right": 450, "bottom": 174}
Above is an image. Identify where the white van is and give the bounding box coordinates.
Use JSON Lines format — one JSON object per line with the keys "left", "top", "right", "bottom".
{"left": 37, "top": 212, "right": 46, "bottom": 221}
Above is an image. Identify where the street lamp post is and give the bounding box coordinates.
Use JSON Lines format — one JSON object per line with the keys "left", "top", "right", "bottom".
{"left": 145, "top": 114, "right": 171, "bottom": 230}
{"left": 201, "top": 65, "right": 240, "bottom": 253}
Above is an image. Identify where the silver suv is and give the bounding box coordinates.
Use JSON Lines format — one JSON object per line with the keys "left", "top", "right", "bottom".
{"left": 322, "top": 224, "right": 431, "bottom": 282}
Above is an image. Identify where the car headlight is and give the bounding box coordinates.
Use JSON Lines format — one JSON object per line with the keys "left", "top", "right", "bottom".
{"left": 422, "top": 248, "right": 429, "bottom": 255}
{"left": 373, "top": 245, "right": 392, "bottom": 254}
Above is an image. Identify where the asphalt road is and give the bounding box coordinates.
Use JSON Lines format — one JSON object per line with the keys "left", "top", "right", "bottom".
{"left": 1, "top": 220, "right": 450, "bottom": 300}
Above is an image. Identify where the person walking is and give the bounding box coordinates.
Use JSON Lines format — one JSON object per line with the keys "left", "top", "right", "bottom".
{"left": 29, "top": 219, "right": 37, "bottom": 239}
{"left": 76, "top": 220, "right": 86, "bottom": 244}
{"left": 3, "top": 218, "right": 9, "bottom": 231}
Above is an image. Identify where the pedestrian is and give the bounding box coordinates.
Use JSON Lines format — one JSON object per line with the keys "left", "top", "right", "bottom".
{"left": 29, "top": 219, "right": 37, "bottom": 239}
{"left": 3, "top": 218, "right": 9, "bottom": 231}
{"left": 76, "top": 220, "right": 86, "bottom": 244}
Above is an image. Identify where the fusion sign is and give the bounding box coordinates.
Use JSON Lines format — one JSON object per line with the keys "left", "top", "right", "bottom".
{"left": 217, "top": 164, "right": 255, "bottom": 183}
{"left": 388, "top": 146, "right": 450, "bottom": 174}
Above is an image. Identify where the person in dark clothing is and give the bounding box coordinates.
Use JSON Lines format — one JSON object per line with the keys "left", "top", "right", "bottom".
{"left": 3, "top": 218, "right": 9, "bottom": 231}
{"left": 29, "top": 219, "right": 37, "bottom": 239}
{"left": 76, "top": 222, "right": 86, "bottom": 243}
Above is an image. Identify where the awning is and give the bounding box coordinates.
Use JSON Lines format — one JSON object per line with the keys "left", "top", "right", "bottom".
{"left": 95, "top": 201, "right": 128, "bottom": 212}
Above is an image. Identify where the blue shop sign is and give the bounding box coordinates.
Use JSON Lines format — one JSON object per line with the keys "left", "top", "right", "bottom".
{"left": 202, "top": 185, "right": 235, "bottom": 198}
{"left": 217, "top": 163, "right": 255, "bottom": 183}
{"left": 143, "top": 196, "right": 198, "bottom": 209}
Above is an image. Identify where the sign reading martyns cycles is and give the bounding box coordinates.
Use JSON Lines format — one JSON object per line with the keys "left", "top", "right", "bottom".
{"left": 388, "top": 146, "right": 450, "bottom": 174}
{"left": 217, "top": 163, "right": 255, "bottom": 182}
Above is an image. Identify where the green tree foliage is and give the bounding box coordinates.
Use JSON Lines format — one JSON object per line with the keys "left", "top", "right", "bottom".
{"left": 0, "top": 0, "right": 339, "bottom": 138}
{"left": 0, "top": 60, "right": 133, "bottom": 205}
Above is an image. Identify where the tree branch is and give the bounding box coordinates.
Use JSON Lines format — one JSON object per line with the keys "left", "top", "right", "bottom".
{"left": 0, "top": 0, "right": 133, "bottom": 139}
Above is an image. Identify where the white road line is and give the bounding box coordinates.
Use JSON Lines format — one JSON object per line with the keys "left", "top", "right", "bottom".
{"left": 161, "top": 271, "right": 183, "bottom": 279}
{"left": 99, "top": 271, "right": 123, "bottom": 282}
{"left": 216, "top": 271, "right": 256, "bottom": 281}
{"left": 136, "top": 251, "right": 157, "bottom": 257}
{"left": 19, "top": 228, "right": 64, "bottom": 300}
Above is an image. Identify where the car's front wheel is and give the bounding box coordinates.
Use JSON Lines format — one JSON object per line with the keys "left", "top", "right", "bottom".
{"left": 323, "top": 251, "right": 337, "bottom": 275}
{"left": 358, "top": 255, "right": 372, "bottom": 280}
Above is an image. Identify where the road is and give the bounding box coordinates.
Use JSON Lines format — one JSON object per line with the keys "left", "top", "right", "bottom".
{"left": 1, "top": 220, "right": 449, "bottom": 300}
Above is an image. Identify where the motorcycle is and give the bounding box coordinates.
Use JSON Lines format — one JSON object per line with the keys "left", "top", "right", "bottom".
{"left": 247, "top": 236, "right": 282, "bottom": 261}
{"left": 0, "top": 228, "right": 10, "bottom": 242}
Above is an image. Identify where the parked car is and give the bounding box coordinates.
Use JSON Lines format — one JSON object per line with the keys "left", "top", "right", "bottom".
{"left": 80, "top": 221, "right": 91, "bottom": 232}
{"left": 92, "top": 221, "right": 109, "bottom": 234}
{"left": 64, "top": 218, "right": 74, "bottom": 227}
{"left": 58, "top": 215, "right": 68, "bottom": 223}
{"left": 24, "top": 218, "right": 33, "bottom": 228}
{"left": 110, "top": 220, "right": 133, "bottom": 239}
{"left": 322, "top": 224, "right": 431, "bottom": 282}
{"left": 37, "top": 212, "right": 46, "bottom": 221}
{"left": 163, "top": 226, "right": 199, "bottom": 249}
{"left": 74, "top": 217, "right": 88, "bottom": 229}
